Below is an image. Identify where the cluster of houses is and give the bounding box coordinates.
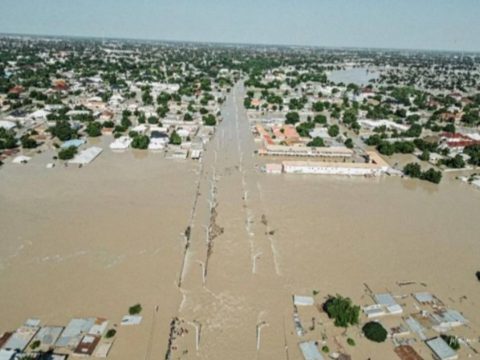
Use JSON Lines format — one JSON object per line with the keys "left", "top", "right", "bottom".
{"left": 290, "top": 286, "right": 475, "bottom": 360}
{"left": 0, "top": 314, "right": 143, "bottom": 360}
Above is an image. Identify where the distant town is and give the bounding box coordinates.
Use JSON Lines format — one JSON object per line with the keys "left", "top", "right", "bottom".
{"left": 1, "top": 35, "right": 480, "bottom": 360}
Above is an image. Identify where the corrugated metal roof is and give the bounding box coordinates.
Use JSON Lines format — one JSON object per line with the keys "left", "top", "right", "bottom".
{"left": 299, "top": 341, "right": 324, "bottom": 360}
{"left": 426, "top": 337, "right": 458, "bottom": 360}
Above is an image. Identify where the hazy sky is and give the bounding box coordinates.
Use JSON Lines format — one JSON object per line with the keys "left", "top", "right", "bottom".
{"left": 1, "top": 0, "right": 479, "bottom": 52}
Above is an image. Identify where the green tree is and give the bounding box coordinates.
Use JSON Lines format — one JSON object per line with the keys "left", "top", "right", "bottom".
{"left": 344, "top": 138, "right": 354, "bottom": 149}
{"left": 313, "top": 114, "right": 327, "bottom": 124}
{"left": 21, "top": 135, "right": 38, "bottom": 149}
{"left": 86, "top": 121, "right": 102, "bottom": 137}
{"left": 328, "top": 125, "right": 339, "bottom": 137}
{"left": 362, "top": 322, "right": 387, "bottom": 343}
{"left": 129, "top": 303, "right": 142, "bottom": 315}
{"left": 307, "top": 137, "right": 325, "bottom": 147}
{"left": 58, "top": 146, "right": 77, "bottom": 160}
{"left": 323, "top": 295, "right": 360, "bottom": 328}
{"left": 203, "top": 114, "right": 216, "bottom": 126}
{"left": 131, "top": 135, "right": 150, "bottom": 149}
{"left": 169, "top": 130, "right": 182, "bottom": 145}
{"left": 50, "top": 120, "right": 76, "bottom": 141}
{"left": 403, "top": 163, "right": 422, "bottom": 178}
{"left": 285, "top": 112, "right": 300, "bottom": 125}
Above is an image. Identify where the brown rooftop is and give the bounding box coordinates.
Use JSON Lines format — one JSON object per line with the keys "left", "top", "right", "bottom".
{"left": 394, "top": 345, "right": 424, "bottom": 360}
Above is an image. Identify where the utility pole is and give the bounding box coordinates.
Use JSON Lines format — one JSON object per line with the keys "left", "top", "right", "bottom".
{"left": 256, "top": 321, "right": 268, "bottom": 351}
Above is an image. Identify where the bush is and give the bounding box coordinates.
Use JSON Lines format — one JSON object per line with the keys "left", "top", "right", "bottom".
{"left": 323, "top": 295, "right": 360, "bottom": 328}
{"left": 105, "top": 329, "right": 117, "bottom": 338}
{"left": 321, "top": 345, "right": 329, "bottom": 353}
{"left": 362, "top": 322, "right": 387, "bottom": 343}
{"left": 129, "top": 303, "right": 142, "bottom": 315}
{"left": 347, "top": 338, "right": 355, "bottom": 346}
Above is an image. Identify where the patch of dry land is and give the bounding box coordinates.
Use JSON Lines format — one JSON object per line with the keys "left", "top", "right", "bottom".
{"left": 1, "top": 84, "right": 480, "bottom": 359}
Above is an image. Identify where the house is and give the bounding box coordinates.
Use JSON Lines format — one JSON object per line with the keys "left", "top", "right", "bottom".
{"left": 31, "top": 326, "right": 64, "bottom": 350}
{"left": 110, "top": 136, "right": 132, "bottom": 151}
{"left": 73, "top": 335, "right": 101, "bottom": 357}
{"left": 298, "top": 341, "right": 324, "bottom": 360}
{"left": 55, "top": 318, "right": 96, "bottom": 349}
{"left": 426, "top": 337, "right": 458, "bottom": 360}
{"left": 0, "top": 120, "right": 16, "bottom": 130}
{"left": 2, "top": 325, "right": 39, "bottom": 352}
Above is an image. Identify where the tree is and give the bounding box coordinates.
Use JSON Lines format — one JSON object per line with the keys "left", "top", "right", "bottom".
{"left": 50, "top": 120, "right": 75, "bottom": 141}
{"left": 147, "top": 116, "right": 159, "bottom": 125}
{"left": 328, "top": 125, "right": 339, "bottom": 137}
{"left": 362, "top": 322, "right": 387, "bottom": 343}
{"left": 184, "top": 113, "right": 193, "bottom": 121}
{"left": 419, "top": 150, "right": 430, "bottom": 161}
{"left": 307, "top": 137, "right": 325, "bottom": 147}
{"left": 421, "top": 168, "right": 442, "bottom": 184}
{"left": 312, "top": 101, "right": 324, "bottom": 112}
{"left": 86, "top": 121, "right": 102, "bottom": 137}
{"left": 313, "top": 114, "right": 327, "bottom": 124}
{"left": 323, "top": 295, "right": 360, "bottom": 328}
{"left": 403, "top": 163, "right": 422, "bottom": 178}
{"left": 58, "top": 146, "right": 77, "bottom": 160}
{"left": 131, "top": 135, "right": 150, "bottom": 149}
{"left": 344, "top": 138, "right": 354, "bottom": 149}
{"left": 461, "top": 110, "right": 479, "bottom": 126}
{"left": 285, "top": 112, "right": 300, "bottom": 125}
{"left": 377, "top": 142, "right": 395, "bottom": 156}
{"left": 203, "top": 114, "right": 216, "bottom": 126}
{"left": 105, "top": 329, "right": 117, "bottom": 339}
{"left": 169, "top": 130, "right": 182, "bottom": 145}
{"left": 464, "top": 145, "right": 480, "bottom": 166}
{"left": 21, "top": 135, "right": 38, "bottom": 149}
{"left": 442, "top": 154, "right": 465, "bottom": 169}
{"left": 129, "top": 303, "right": 142, "bottom": 315}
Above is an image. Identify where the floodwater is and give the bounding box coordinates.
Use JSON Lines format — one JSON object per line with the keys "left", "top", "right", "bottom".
{"left": 1, "top": 83, "right": 480, "bottom": 359}
{"left": 328, "top": 67, "right": 379, "bottom": 86}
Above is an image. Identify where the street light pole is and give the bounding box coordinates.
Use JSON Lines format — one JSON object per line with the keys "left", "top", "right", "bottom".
{"left": 256, "top": 321, "right": 268, "bottom": 351}
{"left": 196, "top": 260, "right": 206, "bottom": 286}
{"left": 187, "top": 320, "right": 201, "bottom": 351}
{"left": 252, "top": 252, "right": 262, "bottom": 274}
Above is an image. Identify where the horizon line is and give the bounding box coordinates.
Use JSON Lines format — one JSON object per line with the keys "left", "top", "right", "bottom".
{"left": 1, "top": 31, "right": 479, "bottom": 55}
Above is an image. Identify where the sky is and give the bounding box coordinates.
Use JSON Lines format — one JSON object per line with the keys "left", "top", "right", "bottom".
{"left": 0, "top": 0, "right": 479, "bottom": 52}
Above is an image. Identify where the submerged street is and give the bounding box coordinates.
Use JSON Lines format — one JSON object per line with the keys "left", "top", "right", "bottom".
{"left": 169, "top": 82, "right": 288, "bottom": 359}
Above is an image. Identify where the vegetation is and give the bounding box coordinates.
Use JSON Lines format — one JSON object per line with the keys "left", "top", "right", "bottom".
{"left": 131, "top": 135, "right": 150, "bottom": 149}
{"left": 105, "top": 329, "right": 117, "bottom": 338}
{"left": 128, "top": 303, "right": 142, "bottom": 315}
{"left": 441, "top": 334, "right": 460, "bottom": 350}
{"left": 327, "top": 125, "right": 339, "bottom": 137}
{"left": 346, "top": 338, "right": 355, "bottom": 346}
{"left": 307, "top": 137, "right": 325, "bottom": 147}
{"left": 169, "top": 130, "right": 182, "bottom": 145}
{"left": 362, "top": 322, "right": 387, "bottom": 343}
{"left": 323, "top": 295, "right": 360, "bottom": 328}
{"left": 403, "top": 163, "right": 442, "bottom": 184}
{"left": 58, "top": 146, "right": 78, "bottom": 160}
{"left": 86, "top": 121, "right": 102, "bottom": 137}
